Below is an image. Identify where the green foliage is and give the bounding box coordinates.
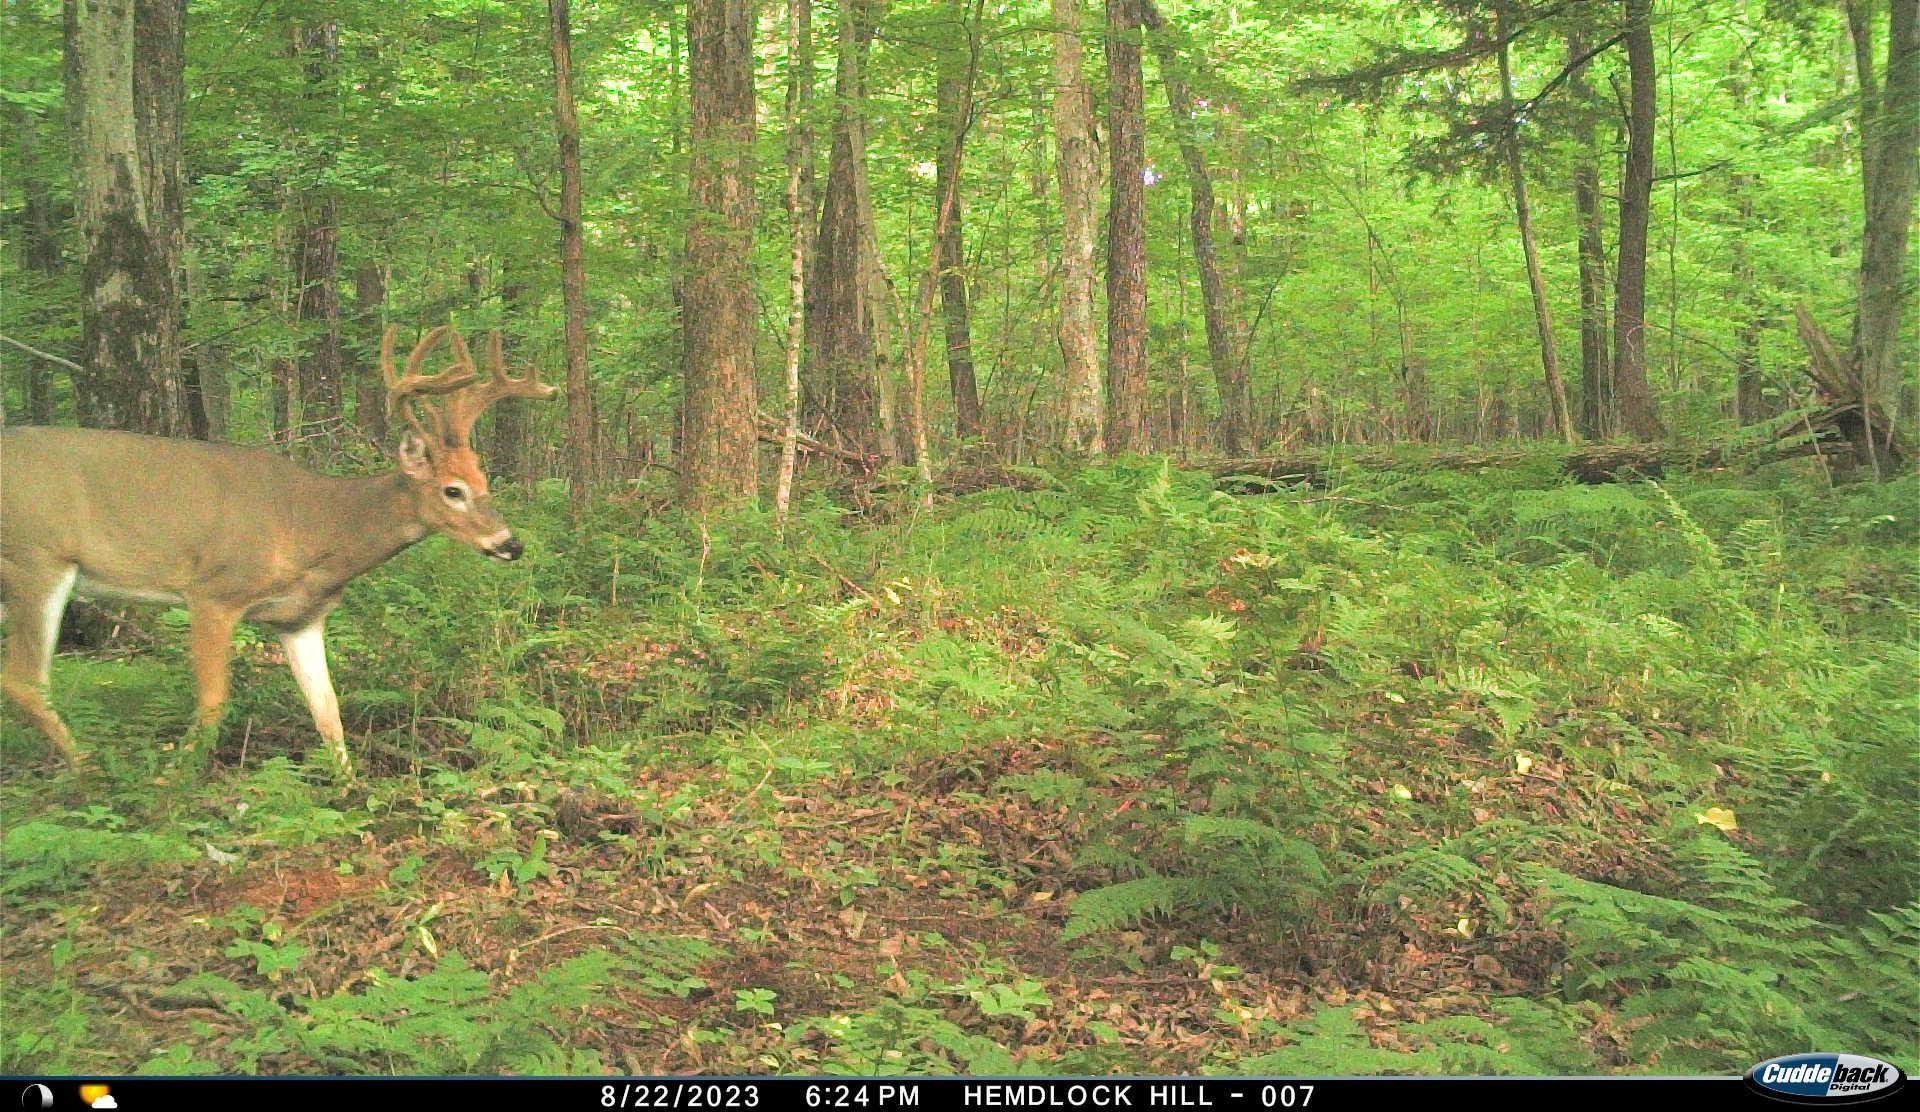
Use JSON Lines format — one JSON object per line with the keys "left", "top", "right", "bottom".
{"left": 3, "top": 462, "right": 1913, "bottom": 1075}
{"left": 164, "top": 940, "right": 712, "bottom": 1074}
{"left": 1, "top": 816, "right": 197, "bottom": 901}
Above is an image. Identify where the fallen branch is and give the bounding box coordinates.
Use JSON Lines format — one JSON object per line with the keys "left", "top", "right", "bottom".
{"left": 755, "top": 411, "right": 874, "bottom": 468}
{"left": 1793, "top": 302, "right": 1906, "bottom": 475}
{"left": 0, "top": 332, "right": 83, "bottom": 373}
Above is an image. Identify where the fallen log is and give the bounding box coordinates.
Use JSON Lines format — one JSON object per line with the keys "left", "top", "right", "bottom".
{"left": 1210, "top": 415, "right": 1854, "bottom": 490}
{"left": 1793, "top": 303, "right": 1907, "bottom": 474}
{"left": 1213, "top": 443, "right": 1714, "bottom": 487}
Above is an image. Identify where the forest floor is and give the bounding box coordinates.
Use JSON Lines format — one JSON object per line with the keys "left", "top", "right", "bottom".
{"left": 3, "top": 455, "right": 1915, "bottom": 1074}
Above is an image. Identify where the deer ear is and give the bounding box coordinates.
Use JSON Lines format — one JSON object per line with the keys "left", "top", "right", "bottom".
{"left": 396, "top": 430, "right": 434, "bottom": 478}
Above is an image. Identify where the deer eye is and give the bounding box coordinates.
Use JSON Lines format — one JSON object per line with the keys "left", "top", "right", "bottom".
{"left": 443, "top": 486, "right": 465, "bottom": 501}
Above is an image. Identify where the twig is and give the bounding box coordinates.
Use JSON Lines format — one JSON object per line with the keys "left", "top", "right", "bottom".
{"left": 0, "top": 333, "right": 83, "bottom": 373}
{"left": 810, "top": 553, "right": 873, "bottom": 600}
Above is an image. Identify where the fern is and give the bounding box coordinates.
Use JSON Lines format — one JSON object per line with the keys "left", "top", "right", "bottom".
{"left": 1063, "top": 876, "right": 1191, "bottom": 940}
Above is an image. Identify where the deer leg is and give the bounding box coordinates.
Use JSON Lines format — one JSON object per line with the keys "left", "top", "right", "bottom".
{"left": 280, "top": 622, "right": 352, "bottom": 782}
{"left": 184, "top": 604, "right": 241, "bottom": 761}
{"left": 0, "top": 563, "right": 82, "bottom": 764}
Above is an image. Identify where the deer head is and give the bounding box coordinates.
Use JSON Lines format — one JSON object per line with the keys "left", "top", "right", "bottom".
{"left": 383, "top": 325, "right": 559, "bottom": 561}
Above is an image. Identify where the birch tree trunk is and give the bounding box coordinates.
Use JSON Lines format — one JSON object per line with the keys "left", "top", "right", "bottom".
{"left": 64, "top": 0, "right": 186, "bottom": 435}
{"left": 1052, "top": 0, "right": 1104, "bottom": 455}
{"left": 777, "top": 0, "right": 815, "bottom": 526}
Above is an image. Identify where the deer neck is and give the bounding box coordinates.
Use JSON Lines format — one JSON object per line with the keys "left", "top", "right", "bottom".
{"left": 308, "top": 472, "right": 431, "bottom": 589}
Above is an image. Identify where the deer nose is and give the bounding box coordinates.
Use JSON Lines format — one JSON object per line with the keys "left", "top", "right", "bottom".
{"left": 487, "top": 535, "right": 523, "bottom": 561}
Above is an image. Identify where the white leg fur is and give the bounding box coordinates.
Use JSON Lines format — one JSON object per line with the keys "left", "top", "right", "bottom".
{"left": 281, "top": 622, "right": 351, "bottom": 780}
{"left": 37, "top": 566, "right": 79, "bottom": 685}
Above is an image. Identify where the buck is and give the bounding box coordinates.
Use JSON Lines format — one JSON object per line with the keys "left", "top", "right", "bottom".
{"left": 0, "top": 326, "right": 556, "bottom": 780}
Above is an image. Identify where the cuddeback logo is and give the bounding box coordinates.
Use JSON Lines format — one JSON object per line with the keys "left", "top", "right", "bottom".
{"left": 1746, "top": 1053, "right": 1907, "bottom": 1104}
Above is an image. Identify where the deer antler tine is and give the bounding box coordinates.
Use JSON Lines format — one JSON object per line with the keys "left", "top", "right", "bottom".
{"left": 385, "top": 325, "right": 482, "bottom": 445}
{"left": 404, "top": 325, "right": 451, "bottom": 378}
{"left": 436, "top": 330, "right": 561, "bottom": 444}
{"left": 447, "top": 328, "right": 476, "bottom": 376}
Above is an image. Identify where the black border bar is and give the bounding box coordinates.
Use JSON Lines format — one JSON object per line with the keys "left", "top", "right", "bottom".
{"left": 13, "top": 1075, "right": 1888, "bottom": 1112}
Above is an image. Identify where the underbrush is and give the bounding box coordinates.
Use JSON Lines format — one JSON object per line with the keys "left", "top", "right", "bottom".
{"left": 3, "top": 459, "right": 1914, "bottom": 1074}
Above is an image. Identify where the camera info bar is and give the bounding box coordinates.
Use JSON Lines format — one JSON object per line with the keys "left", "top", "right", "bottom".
{"left": 8, "top": 1075, "right": 1809, "bottom": 1112}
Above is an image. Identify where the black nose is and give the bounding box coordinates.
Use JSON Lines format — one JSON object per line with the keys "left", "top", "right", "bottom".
{"left": 490, "top": 536, "right": 523, "bottom": 561}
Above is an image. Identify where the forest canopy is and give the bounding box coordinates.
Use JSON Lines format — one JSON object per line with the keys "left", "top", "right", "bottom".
{"left": 4, "top": 0, "right": 1913, "bottom": 482}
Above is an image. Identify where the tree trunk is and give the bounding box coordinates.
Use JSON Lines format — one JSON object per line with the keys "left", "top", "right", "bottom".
{"left": 901, "top": 0, "right": 981, "bottom": 493}
{"left": 293, "top": 22, "right": 342, "bottom": 447}
{"left": 489, "top": 272, "right": 536, "bottom": 482}
{"left": 681, "top": 0, "right": 761, "bottom": 508}
{"left": 1612, "top": 0, "right": 1663, "bottom": 440}
{"left": 1570, "top": 34, "right": 1612, "bottom": 439}
{"left": 64, "top": 0, "right": 186, "bottom": 435}
{"left": 14, "top": 109, "right": 63, "bottom": 425}
{"left": 1498, "top": 24, "right": 1575, "bottom": 444}
{"left": 1142, "top": 0, "right": 1250, "bottom": 456}
{"left": 1104, "top": 0, "right": 1149, "bottom": 453}
{"left": 777, "top": 0, "right": 815, "bottom": 526}
{"left": 352, "top": 263, "right": 387, "bottom": 444}
{"left": 936, "top": 0, "right": 981, "bottom": 441}
{"left": 1053, "top": 0, "right": 1103, "bottom": 454}
{"left": 809, "top": 0, "right": 882, "bottom": 462}
{"left": 550, "top": 0, "right": 596, "bottom": 511}
{"left": 1852, "top": 0, "right": 1919, "bottom": 423}
{"left": 1731, "top": 176, "right": 1768, "bottom": 425}
{"left": 271, "top": 357, "right": 293, "bottom": 446}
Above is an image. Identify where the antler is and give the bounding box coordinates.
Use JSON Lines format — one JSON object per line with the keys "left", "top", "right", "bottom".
{"left": 382, "top": 325, "right": 480, "bottom": 442}
{"left": 437, "top": 330, "right": 560, "bottom": 446}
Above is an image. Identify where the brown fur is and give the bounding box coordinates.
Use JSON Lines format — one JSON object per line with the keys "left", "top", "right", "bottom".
{"left": 1, "top": 339, "right": 549, "bottom": 779}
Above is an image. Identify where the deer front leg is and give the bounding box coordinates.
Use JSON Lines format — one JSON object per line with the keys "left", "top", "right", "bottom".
{"left": 185, "top": 603, "right": 242, "bottom": 765}
{"left": 1, "top": 563, "right": 83, "bottom": 766}
{"left": 280, "top": 621, "right": 353, "bottom": 782}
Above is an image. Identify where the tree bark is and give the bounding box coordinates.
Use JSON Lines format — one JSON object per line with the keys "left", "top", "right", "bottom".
{"left": 809, "top": 0, "right": 882, "bottom": 462}
{"left": 937, "top": 0, "right": 981, "bottom": 441}
{"left": 293, "top": 22, "right": 342, "bottom": 445}
{"left": 1731, "top": 175, "right": 1767, "bottom": 424}
{"left": 901, "top": 0, "right": 981, "bottom": 493}
{"left": 1569, "top": 34, "right": 1611, "bottom": 439}
{"left": 777, "top": 0, "right": 815, "bottom": 526}
{"left": 352, "top": 263, "right": 387, "bottom": 444}
{"left": 1497, "top": 23, "right": 1575, "bottom": 444}
{"left": 1852, "top": 0, "right": 1919, "bottom": 422}
{"left": 64, "top": 0, "right": 186, "bottom": 435}
{"left": 1142, "top": 0, "right": 1251, "bottom": 456}
{"left": 1612, "top": 0, "right": 1663, "bottom": 440}
{"left": 681, "top": 0, "right": 761, "bottom": 508}
{"left": 1053, "top": 0, "right": 1103, "bottom": 454}
{"left": 550, "top": 0, "right": 597, "bottom": 510}
{"left": 489, "top": 271, "right": 536, "bottom": 482}
{"left": 14, "top": 108, "right": 63, "bottom": 425}
{"left": 1104, "top": 0, "right": 1149, "bottom": 453}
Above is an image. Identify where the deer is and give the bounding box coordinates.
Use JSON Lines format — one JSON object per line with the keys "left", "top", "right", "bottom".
{"left": 0, "top": 325, "right": 557, "bottom": 782}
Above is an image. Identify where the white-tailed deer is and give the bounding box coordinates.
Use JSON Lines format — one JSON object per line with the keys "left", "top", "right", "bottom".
{"left": 0, "top": 326, "right": 556, "bottom": 780}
